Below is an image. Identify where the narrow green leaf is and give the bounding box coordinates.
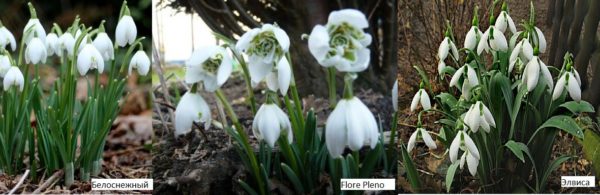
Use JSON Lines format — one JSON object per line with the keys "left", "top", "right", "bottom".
{"left": 504, "top": 140, "right": 527, "bottom": 163}
{"left": 445, "top": 162, "right": 459, "bottom": 192}
{"left": 360, "top": 143, "right": 382, "bottom": 178}
{"left": 400, "top": 145, "right": 421, "bottom": 191}
{"left": 560, "top": 101, "right": 595, "bottom": 114}
{"left": 237, "top": 179, "right": 259, "bottom": 195}
{"left": 540, "top": 155, "right": 571, "bottom": 190}
{"left": 531, "top": 115, "right": 584, "bottom": 141}
{"left": 281, "top": 163, "right": 305, "bottom": 193}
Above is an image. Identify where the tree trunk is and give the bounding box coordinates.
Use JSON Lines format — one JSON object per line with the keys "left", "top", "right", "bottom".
{"left": 567, "top": 0, "right": 588, "bottom": 56}
{"left": 552, "top": 0, "right": 573, "bottom": 67}
{"left": 549, "top": 0, "right": 564, "bottom": 67}
{"left": 574, "top": 0, "right": 600, "bottom": 89}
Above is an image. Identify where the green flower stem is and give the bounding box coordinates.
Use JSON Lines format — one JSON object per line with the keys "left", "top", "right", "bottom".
{"left": 327, "top": 67, "right": 337, "bottom": 107}
{"left": 215, "top": 89, "right": 265, "bottom": 194}
{"left": 65, "top": 162, "right": 74, "bottom": 187}
{"left": 17, "top": 27, "right": 35, "bottom": 66}
{"left": 27, "top": 2, "right": 37, "bottom": 19}
{"left": 230, "top": 49, "right": 257, "bottom": 114}
{"left": 285, "top": 53, "right": 304, "bottom": 127}
{"left": 342, "top": 73, "right": 354, "bottom": 99}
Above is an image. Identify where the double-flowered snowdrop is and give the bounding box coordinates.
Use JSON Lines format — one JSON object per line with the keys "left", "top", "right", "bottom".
{"left": 4, "top": 66, "right": 24, "bottom": 92}
{"left": 185, "top": 46, "right": 233, "bottom": 92}
{"left": 0, "top": 23, "right": 16, "bottom": 51}
{"left": 174, "top": 91, "right": 211, "bottom": 136}
{"left": 477, "top": 25, "right": 508, "bottom": 54}
{"left": 410, "top": 88, "right": 431, "bottom": 112}
{"left": 450, "top": 65, "right": 479, "bottom": 100}
{"left": 25, "top": 37, "right": 47, "bottom": 64}
{"left": 325, "top": 97, "right": 379, "bottom": 158}
{"left": 76, "top": 43, "right": 104, "bottom": 76}
{"left": 407, "top": 127, "right": 436, "bottom": 152}
{"left": 58, "top": 32, "right": 75, "bottom": 57}
{"left": 509, "top": 37, "right": 533, "bottom": 73}
{"left": 236, "top": 24, "right": 290, "bottom": 94}
{"left": 252, "top": 103, "right": 293, "bottom": 147}
{"left": 45, "top": 33, "right": 59, "bottom": 56}
{"left": 463, "top": 101, "right": 496, "bottom": 133}
{"left": 308, "top": 9, "right": 371, "bottom": 72}
{"left": 115, "top": 8, "right": 137, "bottom": 47}
{"left": 522, "top": 55, "right": 553, "bottom": 92}
{"left": 129, "top": 50, "right": 150, "bottom": 76}
{"left": 450, "top": 130, "right": 480, "bottom": 176}
{"left": 552, "top": 68, "right": 581, "bottom": 101}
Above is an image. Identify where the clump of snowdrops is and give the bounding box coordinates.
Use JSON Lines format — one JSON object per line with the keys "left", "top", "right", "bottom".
{"left": 174, "top": 9, "right": 397, "bottom": 194}
{"left": 399, "top": 2, "right": 594, "bottom": 193}
{"left": 0, "top": 1, "right": 149, "bottom": 186}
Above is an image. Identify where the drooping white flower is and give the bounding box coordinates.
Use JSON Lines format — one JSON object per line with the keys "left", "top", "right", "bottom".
{"left": 463, "top": 101, "right": 496, "bottom": 133}
{"left": 495, "top": 11, "right": 517, "bottom": 34}
{"left": 477, "top": 26, "right": 508, "bottom": 54}
{"left": 449, "top": 130, "right": 480, "bottom": 176}
{"left": 58, "top": 32, "right": 75, "bottom": 57}
{"left": 326, "top": 97, "right": 379, "bottom": 158}
{"left": 3, "top": 66, "right": 24, "bottom": 91}
{"left": 532, "top": 27, "right": 547, "bottom": 53}
{"left": 392, "top": 80, "right": 398, "bottom": 112}
{"left": 236, "top": 24, "right": 289, "bottom": 83}
{"left": 0, "top": 26, "right": 16, "bottom": 51}
{"left": 115, "top": 15, "right": 137, "bottom": 47}
{"left": 449, "top": 65, "right": 479, "bottom": 100}
{"left": 522, "top": 56, "right": 553, "bottom": 92}
{"left": 464, "top": 26, "right": 482, "bottom": 51}
{"left": 265, "top": 57, "right": 292, "bottom": 95}
{"left": 45, "top": 33, "right": 59, "bottom": 56}
{"left": 174, "top": 91, "right": 211, "bottom": 136}
{"left": 410, "top": 88, "right": 431, "bottom": 112}
{"left": 93, "top": 32, "right": 114, "bottom": 60}
{"left": 552, "top": 71, "right": 581, "bottom": 101}
{"left": 129, "top": 50, "right": 150, "bottom": 76}
{"left": 437, "top": 60, "right": 446, "bottom": 75}
{"left": 0, "top": 55, "right": 12, "bottom": 77}
{"left": 438, "top": 37, "right": 459, "bottom": 62}
{"left": 76, "top": 43, "right": 104, "bottom": 76}
{"left": 252, "top": 103, "right": 293, "bottom": 147}
{"left": 308, "top": 9, "right": 372, "bottom": 72}
{"left": 23, "top": 18, "right": 46, "bottom": 45}
{"left": 185, "top": 46, "right": 233, "bottom": 92}
{"left": 407, "top": 127, "right": 437, "bottom": 152}
{"left": 509, "top": 38, "right": 534, "bottom": 73}
{"left": 25, "top": 37, "right": 47, "bottom": 64}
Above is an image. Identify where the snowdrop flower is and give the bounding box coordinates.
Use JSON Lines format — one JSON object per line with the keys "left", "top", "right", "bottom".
{"left": 252, "top": 103, "right": 293, "bottom": 147}
{"left": 509, "top": 38, "right": 533, "bottom": 73}
{"left": 449, "top": 130, "right": 480, "bottom": 175}
{"left": 552, "top": 71, "right": 581, "bottom": 101}
{"left": 438, "top": 37, "right": 459, "bottom": 62}
{"left": 477, "top": 26, "right": 508, "bottom": 54}
{"left": 58, "top": 33, "right": 75, "bottom": 57}
{"left": 174, "top": 91, "right": 211, "bottom": 136}
{"left": 265, "top": 57, "right": 292, "bottom": 95}
{"left": 407, "top": 128, "right": 436, "bottom": 152}
{"left": 93, "top": 32, "right": 114, "bottom": 60}
{"left": 459, "top": 149, "right": 479, "bottom": 176}
{"left": 437, "top": 61, "right": 446, "bottom": 75}
{"left": 23, "top": 19, "right": 46, "bottom": 45}
{"left": 0, "top": 25, "right": 16, "bottom": 51}
{"left": 45, "top": 33, "right": 59, "bottom": 56}
{"left": 185, "top": 46, "right": 233, "bottom": 92}
{"left": 410, "top": 88, "right": 431, "bottom": 112}
{"left": 532, "top": 27, "right": 547, "bottom": 53}
{"left": 115, "top": 15, "right": 137, "bottom": 47}
{"left": 495, "top": 10, "right": 516, "bottom": 34}
{"left": 0, "top": 55, "right": 11, "bottom": 77}
{"left": 522, "top": 55, "right": 553, "bottom": 92}
{"left": 236, "top": 24, "right": 289, "bottom": 83}
{"left": 392, "top": 80, "right": 398, "bottom": 112}
{"left": 463, "top": 101, "right": 496, "bottom": 133}
{"left": 3, "top": 66, "right": 24, "bottom": 92}
{"left": 129, "top": 50, "right": 150, "bottom": 76}
{"left": 76, "top": 43, "right": 104, "bottom": 76}
{"left": 450, "top": 65, "right": 479, "bottom": 100}
{"left": 308, "top": 9, "right": 372, "bottom": 72}
{"left": 464, "top": 26, "right": 482, "bottom": 51}
{"left": 326, "top": 97, "right": 379, "bottom": 158}
{"left": 25, "top": 37, "right": 47, "bottom": 64}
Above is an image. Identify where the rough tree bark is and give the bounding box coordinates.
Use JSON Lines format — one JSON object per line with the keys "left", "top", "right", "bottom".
{"left": 566, "top": 0, "right": 587, "bottom": 56}
{"left": 163, "top": 0, "right": 398, "bottom": 97}
{"left": 574, "top": 0, "right": 599, "bottom": 89}
{"left": 548, "top": 0, "right": 564, "bottom": 67}
{"left": 551, "top": 0, "right": 573, "bottom": 67}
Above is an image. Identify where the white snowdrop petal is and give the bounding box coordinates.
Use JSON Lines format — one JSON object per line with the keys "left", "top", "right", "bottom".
{"left": 265, "top": 72, "right": 279, "bottom": 92}
{"left": 271, "top": 27, "right": 290, "bottom": 52}
{"left": 449, "top": 133, "right": 461, "bottom": 163}
{"left": 552, "top": 74, "right": 567, "bottom": 100}
{"left": 174, "top": 92, "right": 211, "bottom": 136}
{"left": 115, "top": 16, "right": 137, "bottom": 47}
{"left": 328, "top": 9, "right": 369, "bottom": 29}
{"left": 477, "top": 28, "right": 490, "bottom": 55}
{"left": 535, "top": 27, "right": 547, "bottom": 53}
{"left": 449, "top": 66, "right": 465, "bottom": 87}
{"left": 410, "top": 90, "right": 420, "bottom": 112}
{"left": 467, "top": 66, "right": 478, "bottom": 86}
{"left": 308, "top": 25, "right": 330, "bottom": 63}
{"left": 247, "top": 57, "right": 274, "bottom": 83}
{"left": 420, "top": 89, "right": 431, "bottom": 111}
{"left": 392, "top": 80, "right": 398, "bottom": 112}
{"left": 3, "top": 67, "right": 24, "bottom": 91}
{"left": 466, "top": 152, "right": 479, "bottom": 176}
{"left": 407, "top": 130, "right": 418, "bottom": 152}
{"left": 277, "top": 57, "right": 291, "bottom": 95}
{"left": 464, "top": 27, "right": 478, "bottom": 51}
{"left": 438, "top": 37, "right": 449, "bottom": 60}
{"left": 236, "top": 28, "right": 260, "bottom": 52}
{"left": 459, "top": 153, "right": 467, "bottom": 170}
{"left": 490, "top": 29, "right": 508, "bottom": 51}
{"left": 567, "top": 73, "right": 581, "bottom": 101}
{"left": 525, "top": 58, "right": 540, "bottom": 92}
{"left": 463, "top": 133, "right": 480, "bottom": 159}
{"left": 420, "top": 129, "right": 437, "bottom": 150}
{"left": 325, "top": 100, "right": 349, "bottom": 158}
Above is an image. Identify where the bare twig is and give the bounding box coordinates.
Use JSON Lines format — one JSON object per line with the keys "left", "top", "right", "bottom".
{"left": 8, "top": 169, "right": 29, "bottom": 195}
{"left": 32, "top": 170, "right": 63, "bottom": 194}
{"left": 153, "top": 41, "right": 176, "bottom": 136}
